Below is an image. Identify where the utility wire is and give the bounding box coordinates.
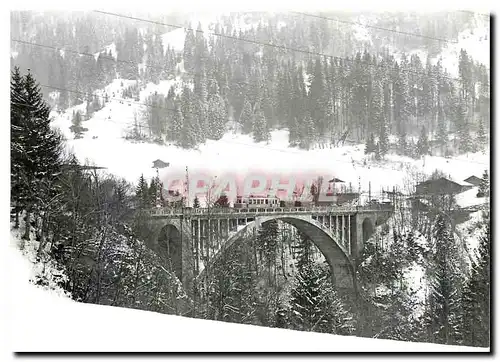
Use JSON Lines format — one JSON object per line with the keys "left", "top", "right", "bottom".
{"left": 290, "top": 11, "right": 459, "bottom": 44}
{"left": 93, "top": 9, "right": 474, "bottom": 83}
{"left": 456, "top": 9, "right": 491, "bottom": 18}
{"left": 11, "top": 39, "right": 251, "bottom": 87}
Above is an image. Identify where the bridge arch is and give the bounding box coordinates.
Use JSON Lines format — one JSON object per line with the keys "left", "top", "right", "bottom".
{"left": 197, "top": 215, "right": 356, "bottom": 293}
{"left": 362, "top": 217, "right": 374, "bottom": 243}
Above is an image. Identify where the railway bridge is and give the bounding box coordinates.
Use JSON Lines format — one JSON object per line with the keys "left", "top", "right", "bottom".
{"left": 145, "top": 205, "right": 394, "bottom": 296}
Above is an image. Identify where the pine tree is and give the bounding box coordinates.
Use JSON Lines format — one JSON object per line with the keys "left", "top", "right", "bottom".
{"left": 288, "top": 261, "right": 325, "bottom": 331}
{"left": 461, "top": 219, "right": 490, "bottom": 347}
{"left": 240, "top": 98, "right": 254, "bottom": 134}
{"left": 256, "top": 220, "right": 279, "bottom": 261}
{"left": 378, "top": 117, "right": 389, "bottom": 157}
{"left": 398, "top": 131, "right": 408, "bottom": 156}
{"left": 207, "top": 90, "right": 227, "bottom": 141}
{"left": 180, "top": 86, "right": 198, "bottom": 148}
{"left": 214, "top": 193, "right": 229, "bottom": 208}
{"left": 477, "top": 170, "right": 489, "bottom": 198}
{"left": 436, "top": 107, "right": 447, "bottom": 150}
{"left": 169, "top": 102, "right": 183, "bottom": 144}
{"left": 477, "top": 118, "right": 487, "bottom": 150}
{"left": 365, "top": 133, "right": 376, "bottom": 154}
{"left": 11, "top": 69, "right": 63, "bottom": 239}
{"left": 183, "top": 28, "right": 196, "bottom": 73}
{"left": 417, "top": 126, "right": 430, "bottom": 157}
{"left": 193, "top": 196, "right": 201, "bottom": 209}
{"left": 252, "top": 109, "right": 270, "bottom": 143}
{"left": 70, "top": 111, "right": 86, "bottom": 138}
{"left": 11, "top": 66, "right": 26, "bottom": 228}
{"left": 423, "top": 214, "right": 463, "bottom": 345}
{"left": 136, "top": 174, "right": 150, "bottom": 208}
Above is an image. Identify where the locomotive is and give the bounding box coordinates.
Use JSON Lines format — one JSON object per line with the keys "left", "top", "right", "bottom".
{"left": 234, "top": 195, "right": 282, "bottom": 209}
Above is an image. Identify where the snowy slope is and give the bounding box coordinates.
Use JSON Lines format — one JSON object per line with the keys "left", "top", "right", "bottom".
{"left": 162, "top": 12, "right": 220, "bottom": 52}
{"left": 439, "top": 24, "right": 490, "bottom": 75}
{"left": 3, "top": 231, "right": 488, "bottom": 352}
{"left": 456, "top": 186, "right": 488, "bottom": 208}
{"left": 379, "top": 14, "right": 489, "bottom": 74}
{"left": 51, "top": 87, "right": 490, "bottom": 201}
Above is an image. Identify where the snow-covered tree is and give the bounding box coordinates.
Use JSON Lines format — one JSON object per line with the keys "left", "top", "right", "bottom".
{"left": 365, "top": 133, "right": 376, "bottom": 154}
{"left": 416, "top": 126, "right": 430, "bottom": 157}
{"left": 252, "top": 109, "right": 270, "bottom": 143}
{"left": 422, "top": 214, "right": 463, "bottom": 345}
{"left": 461, "top": 217, "right": 490, "bottom": 347}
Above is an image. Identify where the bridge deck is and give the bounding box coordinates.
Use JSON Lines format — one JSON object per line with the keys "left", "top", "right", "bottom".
{"left": 149, "top": 205, "right": 394, "bottom": 218}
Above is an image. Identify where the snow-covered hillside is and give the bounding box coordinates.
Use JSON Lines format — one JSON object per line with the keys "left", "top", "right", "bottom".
{"left": 439, "top": 23, "right": 489, "bottom": 75}
{"left": 3, "top": 231, "right": 488, "bottom": 352}
{"left": 374, "top": 13, "right": 489, "bottom": 74}
{"left": 50, "top": 76, "right": 489, "bottom": 201}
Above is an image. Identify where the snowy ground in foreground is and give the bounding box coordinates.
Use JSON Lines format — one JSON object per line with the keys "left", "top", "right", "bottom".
{"left": 2, "top": 232, "right": 489, "bottom": 353}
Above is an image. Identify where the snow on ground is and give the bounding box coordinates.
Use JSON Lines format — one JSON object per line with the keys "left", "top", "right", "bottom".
{"left": 439, "top": 24, "right": 490, "bottom": 76}
{"left": 51, "top": 103, "right": 489, "bottom": 201}
{"left": 456, "top": 209, "right": 489, "bottom": 266}
{"left": 161, "top": 28, "right": 186, "bottom": 52}
{"left": 162, "top": 12, "right": 219, "bottom": 52}
{"left": 389, "top": 15, "right": 489, "bottom": 75}
{"left": 140, "top": 78, "right": 184, "bottom": 101}
{"left": 403, "top": 262, "right": 426, "bottom": 319}
{"left": 49, "top": 76, "right": 489, "bottom": 203}
{"left": 3, "top": 231, "right": 489, "bottom": 352}
{"left": 455, "top": 187, "right": 488, "bottom": 208}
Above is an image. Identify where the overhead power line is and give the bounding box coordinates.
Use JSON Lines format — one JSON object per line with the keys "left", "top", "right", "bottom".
{"left": 456, "top": 9, "right": 491, "bottom": 18}
{"left": 11, "top": 39, "right": 251, "bottom": 88}
{"left": 290, "top": 11, "right": 459, "bottom": 44}
{"left": 92, "top": 9, "right": 470, "bottom": 83}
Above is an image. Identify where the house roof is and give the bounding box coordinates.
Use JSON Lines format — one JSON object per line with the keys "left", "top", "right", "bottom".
{"left": 328, "top": 177, "right": 345, "bottom": 183}
{"left": 152, "top": 159, "right": 170, "bottom": 168}
{"left": 464, "top": 175, "right": 482, "bottom": 184}
{"left": 417, "top": 177, "right": 465, "bottom": 188}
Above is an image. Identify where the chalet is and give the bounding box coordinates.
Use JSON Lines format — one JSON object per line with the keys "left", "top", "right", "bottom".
{"left": 328, "top": 177, "right": 345, "bottom": 183}
{"left": 152, "top": 159, "right": 170, "bottom": 169}
{"left": 415, "top": 177, "right": 472, "bottom": 196}
{"left": 463, "top": 175, "right": 482, "bottom": 187}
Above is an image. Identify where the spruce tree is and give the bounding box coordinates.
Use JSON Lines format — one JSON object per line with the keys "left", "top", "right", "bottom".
{"left": 136, "top": 174, "right": 149, "bottom": 208}
{"left": 252, "top": 109, "right": 270, "bottom": 143}
{"left": 417, "top": 126, "right": 430, "bottom": 157}
{"left": 240, "top": 98, "right": 254, "bottom": 134}
{"left": 11, "top": 69, "right": 63, "bottom": 239}
{"left": 365, "top": 133, "right": 376, "bottom": 154}
{"left": 461, "top": 219, "right": 490, "bottom": 347}
{"left": 169, "top": 102, "right": 183, "bottom": 144}
{"left": 423, "top": 214, "right": 463, "bottom": 345}
{"left": 378, "top": 118, "right": 389, "bottom": 157}
{"left": 11, "top": 66, "right": 26, "bottom": 228}
{"left": 477, "top": 118, "right": 487, "bottom": 150}
{"left": 477, "top": 170, "right": 489, "bottom": 198}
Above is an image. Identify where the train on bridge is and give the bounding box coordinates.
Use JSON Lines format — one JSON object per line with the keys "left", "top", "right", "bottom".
{"left": 162, "top": 177, "right": 394, "bottom": 211}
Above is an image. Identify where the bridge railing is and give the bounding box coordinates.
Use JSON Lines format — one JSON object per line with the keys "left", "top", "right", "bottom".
{"left": 148, "top": 204, "right": 394, "bottom": 217}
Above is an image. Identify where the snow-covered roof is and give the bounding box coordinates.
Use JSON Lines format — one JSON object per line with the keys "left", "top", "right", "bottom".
{"left": 456, "top": 187, "right": 488, "bottom": 208}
